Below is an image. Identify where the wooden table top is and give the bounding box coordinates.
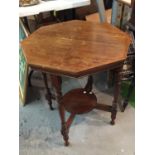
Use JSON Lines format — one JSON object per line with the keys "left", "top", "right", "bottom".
{"left": 21, "top": 20, "right": 131, "bottom": 77}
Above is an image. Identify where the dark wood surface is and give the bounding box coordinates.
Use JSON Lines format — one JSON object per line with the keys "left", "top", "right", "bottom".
{"left": 21, "top": 20, "right": 131, "bottom": 146}
{"left": 42, "top": 72, "right": 55, "bottom": 110}
{"left": 51, "top": 75, "right": 69, "bottom": 146}
{"left": 62, "top": 88, "right": 97, "bottom": 114}
{"left": 21, "top": 20, "right": 130, "bottom": 77}
{"left": 50, "top": 68, "right": 122, "bottom": 146}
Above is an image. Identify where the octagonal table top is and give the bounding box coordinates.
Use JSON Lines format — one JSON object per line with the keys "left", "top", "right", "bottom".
{"left": 21, "top": 20, "right": 131, "bottom": 77}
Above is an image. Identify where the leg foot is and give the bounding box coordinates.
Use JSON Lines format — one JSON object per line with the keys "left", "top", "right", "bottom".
{"left": 65, "top": 141, "right": 69, "bottom": 146}
{"left": 51, "top": 75, "right": 70, "bottom": 146}
{"left": 110, "top": 121, "right": 115, "bottom": 125}
{"left": 110, "top": 108, "right": 117, "bottom": 125}
{"left": 122, "top": 100, "right": 128, "bottom": 112}
{"left": 61, "top": 123, "right": 69, "bottom": 146}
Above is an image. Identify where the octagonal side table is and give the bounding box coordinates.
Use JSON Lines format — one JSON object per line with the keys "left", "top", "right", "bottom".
{"left": 21, "top": 20, "right": 131, "bottom": 146}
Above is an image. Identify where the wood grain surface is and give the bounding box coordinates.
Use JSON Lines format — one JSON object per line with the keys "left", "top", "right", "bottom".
{"left": 21, "top": 20, "right": 131, "bottom": 77}
{"left": 62, "top": 88, "right": 97, "bottom": 114}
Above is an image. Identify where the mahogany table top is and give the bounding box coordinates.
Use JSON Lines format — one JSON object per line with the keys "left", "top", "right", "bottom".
{"left": 21, "top": 20, "right": 131, "bottom": 77}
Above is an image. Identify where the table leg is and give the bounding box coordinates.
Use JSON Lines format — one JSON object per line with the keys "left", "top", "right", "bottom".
{"left": 28, "top": 70, "right": 34, "bottom": 87}
{"left": 84, "top": 75, "right": 93, "bottom": 92}
{"left": 42, "top": 73, "right": 54, "bottom": 110}
{"left": 51, "top": 75, "right": 69, "bottom": 146}
{"left": 111, "top": 67, "right": 122, "bottom": 125}
{"left": 66, "top": 113, "right": 76, "bottom": 130}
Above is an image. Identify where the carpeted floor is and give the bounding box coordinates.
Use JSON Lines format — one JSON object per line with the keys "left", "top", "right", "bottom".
{"left": 19, "top": 75, "right": 134, "bottom": 155}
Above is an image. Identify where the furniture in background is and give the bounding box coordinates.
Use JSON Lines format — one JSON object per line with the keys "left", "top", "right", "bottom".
{"left": 76, "top": 0, "right": 112, "bottom": 20}
{"left": 85, "top": 0, "right": 133, "bottom": 27}
{"left": 111, "top": 0, "right": 132, "bottom": 28}
{"left": 21, "top": 20, "right": 130, "bottom": 146}
{"left": 19, "top": 0, "right": 91, "bottom": 18}
{"left": 19, "top": 0, "right": 108, "bottom": 32}
{"left": 86, "top": 9, "right": 112, "bottom": 23}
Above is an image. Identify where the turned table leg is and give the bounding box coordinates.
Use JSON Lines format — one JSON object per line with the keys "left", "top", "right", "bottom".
{"left": 84, "top": 75, "right": 93, "bottom": 92}
{"left": 42, "top": 73, "right": 54, "bottom": 110}
{"left": 51, "top": 75, "right": 69, "bottom": 146}
{"left": 111, "top": 67, "right": 122, "bottom": 125}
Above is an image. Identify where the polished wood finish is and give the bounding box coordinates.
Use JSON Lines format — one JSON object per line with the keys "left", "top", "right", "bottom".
{"left": 57, "top": 69, "right": 122, "bottom": 145}
{"left": 21, "top": 20, "right": 130, "bottom": 78}
{"left": 111, "top": 67, "right": 122, "bottom": 125}
{"left": 42, "top": 73, "right": 54, "bottom": 110}
{"left": 21, "top": 20, "right": 131, "bottom": 146}
{"left": 95, "top": 103, "right": 112, "bottom": 112}
{"left": 50, "top": 75, "right": 69, "bottom": 146}
{"left": 66, "top": 113, "right": 76, "bottom": 130}
{"left": 62, "top": 88, "right": 97, "bottom": 114}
